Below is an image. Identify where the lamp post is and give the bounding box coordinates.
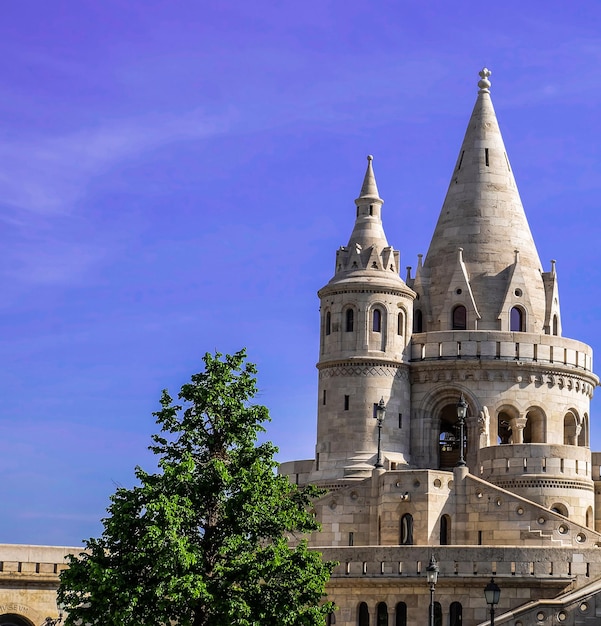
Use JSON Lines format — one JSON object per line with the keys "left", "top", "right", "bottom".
{"left": 426, "top": 554, "right": 439, "bottom": 626}
{"left": 456, "top": 394, "right": 468, "bottom": 467}
{"left": 374, "top": 397, "right": 386, "bottom": 468}
{"left": 484, "top": 577, "right": 501, "bottom": 626}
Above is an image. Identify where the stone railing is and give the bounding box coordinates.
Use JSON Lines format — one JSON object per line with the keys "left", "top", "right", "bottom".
{"left": 410, "top": 331, "right": 594, "bottom": 372}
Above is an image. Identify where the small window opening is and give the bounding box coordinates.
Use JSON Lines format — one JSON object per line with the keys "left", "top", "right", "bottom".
{"left": 348, "top": 532, "right": 354, "bottom": 546}
{"left": 413, "top": 309, "right": 423, "bottom": 333}
{"left": 325, "top": 311, "right": 331, "bottom": 335}
{"left": 346, "top": 308, "right": 354, "bottom": 332}
{"left": 344, "top": 395, "right": 349, "bottom": 411}
{"left": 398, "top": 413, "right": 402, "bottom": 429}
{"left": 485, "top": 148, "right": 489, "bottom": 166}
{"left": 457, "top": 150, "right": 465, "bottom": 170}
{"left": 373, "top": 308, "right": 382, "bottom": 332}
{"left": 369, "top": 204, "right": 374, "bottom": 216}
{"left": 323, "top": 390, "right": 327, "bottom": 406}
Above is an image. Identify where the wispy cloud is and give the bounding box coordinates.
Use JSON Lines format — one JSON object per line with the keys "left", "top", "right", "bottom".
{"left": 0, "top": 108, "right": 232, "bottom": 217}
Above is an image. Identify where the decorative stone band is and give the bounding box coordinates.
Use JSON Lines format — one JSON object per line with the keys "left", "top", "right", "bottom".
{"left": 409, "top": 361, "right": 597, "bottom": 398}
{"left": 492, "top": 478, "right": 594, "bottom": 492}
{"left": 318, "top": 361, "right": 409, "bottom": 380}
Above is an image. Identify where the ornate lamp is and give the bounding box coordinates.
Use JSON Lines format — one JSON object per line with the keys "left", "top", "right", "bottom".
{"left": 426, "top": 554, "right": 439, "bottom": 626}
{"left": 456, "top": 394, "right": 468, "bottom": 466}
{"left": 373, "top": 397, "right": 386, "bottom": 468}
{"left": 484, "top": 577, "right": 501, "bottom": 626}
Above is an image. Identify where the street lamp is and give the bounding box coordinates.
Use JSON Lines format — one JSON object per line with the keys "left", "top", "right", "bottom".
{"left": 456, "top": 394, "right": 468, "bottom": 467}
{"left": 373, "top": 397, "right": 386, "bottom": 468}
{"left": 484, "top": 577, "right": 501, "bottom": 626}
{"left": 426, "top": 554, "right": 439, "bottom": 626}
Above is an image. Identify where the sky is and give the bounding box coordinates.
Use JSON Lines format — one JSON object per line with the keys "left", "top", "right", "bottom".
{"left": 0, "top": 1, "right": 600, "bottom": 546}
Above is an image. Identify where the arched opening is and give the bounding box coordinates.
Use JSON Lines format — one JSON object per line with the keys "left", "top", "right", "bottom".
{"left": 414, "top": 309, "right": 423, "bottom": 333}
{"left": 0, "top": 617, "right": 34, "bottom": 626}
{"left": 579, "top": 414, "right": 589, "bottom": 447}
{"left": 497, "top": 411, "right": 513, "bottom": 445}
{"left": 400, "top": 514, "right": 413, "bottom": 545}
{"left": 346, "top": 308, "right": 354, "bottom": 332}
{"left": 553, "top": 314, "right": 558, "bottom": 336}
{"left": 563, "top": 411, "right": 578, "bottom": 445}
{"left": 358, "top": 602, "right": 370, "bottom": 626}
{"left": 510, "top": 306, "right": 525, "bottom": 331}
{"left": 452, "top": 305, "right": 467, "bottom": 330}
{"left": 449, "top": 602, "right": 462, "bottom": 626}
{"left": 395, "top": 603, "right": 407, "bottom": 626}
{"left": 524, "top": 408, "right": 546, "bottom": 443}
{"left": 551, "top": 503, "right": 569, "bottom": 517}
{"left": 327, "top": 613, "right": 336, "bottom": 626}
{"left": 439, "top": 403, "right": 464, "bottom": 468}
{"left": 373, "top": 308, "right": 382, "bottom": 332}
{"left": 587, "top": 506, "right": 594, "bottom": 528}
{"left": 325, "top": 311, "right": 331, "bottom": 335}
{"left": 376, "top": 602, "right": 388, "bottom": 626}
{"left": 440, "top": 514, "right": 451, "bottom": 545}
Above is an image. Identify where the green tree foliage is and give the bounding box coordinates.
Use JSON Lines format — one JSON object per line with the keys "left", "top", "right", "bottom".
{"left": 58, "top": 349, "right": 335, "bottom": 626}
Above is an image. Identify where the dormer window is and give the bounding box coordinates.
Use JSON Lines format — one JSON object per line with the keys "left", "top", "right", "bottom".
{"left": 452, "top": 305, "right": 467, "bottom": 330}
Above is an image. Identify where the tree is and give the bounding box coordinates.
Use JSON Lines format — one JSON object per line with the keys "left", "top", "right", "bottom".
{"left": 58, "top": 349, "right": 335, "bottom": 626}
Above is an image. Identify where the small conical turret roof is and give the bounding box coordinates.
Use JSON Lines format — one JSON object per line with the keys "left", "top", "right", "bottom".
{"left": 323, "top": 156, "right": 409, "bottom": 290}
{"left": 344, "top": 155, "right": 388, "bottom": 253}
{"left": 358, "top": 154, "right": 380, "bottom": 200}
{"left": 421, "top": 69, "right": 547, "bottom": 330}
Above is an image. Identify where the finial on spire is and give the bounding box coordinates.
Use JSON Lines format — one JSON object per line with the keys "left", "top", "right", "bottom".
{"left": 367, "top": 155, "right": 373, "bottom": 162}
{"left": 478, "top": 67, "right": 492, "bottom": 93}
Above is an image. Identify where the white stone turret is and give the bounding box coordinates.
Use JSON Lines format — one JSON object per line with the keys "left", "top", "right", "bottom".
{"left": 314, "top": 156, "right": 416, "bottom": 482}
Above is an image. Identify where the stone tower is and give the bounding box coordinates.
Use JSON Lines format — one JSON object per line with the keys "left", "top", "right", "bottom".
{"left": 407, "top": 68, "right": 596, "bottom": 525}
{"left": 280, "top": 69, "right": 601, "bottom": 626}
{"left": 314, "top": 156, "right": 415, "bottom": 482}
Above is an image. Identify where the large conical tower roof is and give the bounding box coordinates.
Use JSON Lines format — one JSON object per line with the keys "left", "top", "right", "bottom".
{"left": 421, "top": 69, "right": 546, "bottom": 331}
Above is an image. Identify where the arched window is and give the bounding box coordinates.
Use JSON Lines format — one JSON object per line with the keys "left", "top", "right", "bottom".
{"left": 551, "top": 503, "right": 568, "bottom": 517}
{"left": 358, "top": 602, "right": 370, "bottom": 626}
{"left": 414, "top": 309, "right": 423, "bottom": 333}
{"left": 395, "top": 603, "right": 407, "bottom": 626}
{"left": 553, "top": 314, "right": 558, "bottom": 336}
{"left": 377, "top": 602, "right": 388, "bottom": 626}
{"left": 400, "top": 513, "right": 413, "bottom": 545}
{"left": 373, "top": 308, "right": 382, "bottom": 332}
{"left": 346, "top": 308, "right": 354, "bottom": 332}
{"left": 449, "top": 602, "right": 462, "bottom": 626}
{"left": 326, "top": 613, "right": 336, "bottom": 626}
{"left": 452, "top": 305, "right": 467, "bottom": 330}
{"left": 325, "top": 311, "right": 331, "bottom": 335}
{"left": 440, "top": 514, "right": 451, "bottom": 545}
{"left": 587, "top": 506, "right": 594, "bottom": 528}
{"left": 397, "top": 311, "right": 404, "bottom": 336}
{"left": 510, "top": 306, "right": 525, "bottom": 331}
{"left": 563, "top": 412, "right": 578, "bottom": 446}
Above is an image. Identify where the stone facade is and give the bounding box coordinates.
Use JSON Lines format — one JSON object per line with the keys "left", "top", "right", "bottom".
{"left": 0, "top": 544, "right": 72, "bottom": 626}
{"left": 280, "top": 69, "right": 601, "bottom": 626}
{"left": 3, "top": 68, "right": 601, "bottom": 626}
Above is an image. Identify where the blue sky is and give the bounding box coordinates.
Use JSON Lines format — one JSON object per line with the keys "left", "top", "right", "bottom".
{"left": 0, "top": 1, "right": 600, "bottom": 546}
